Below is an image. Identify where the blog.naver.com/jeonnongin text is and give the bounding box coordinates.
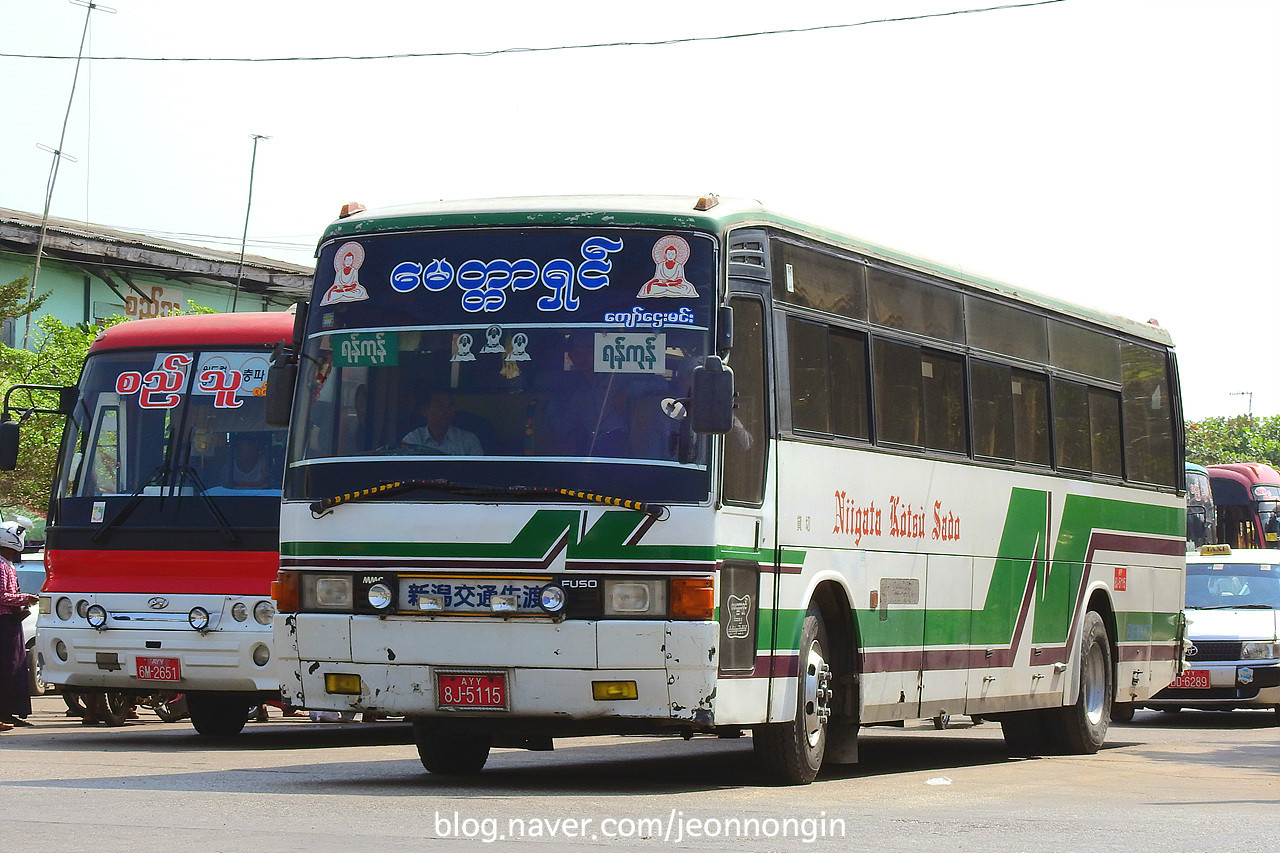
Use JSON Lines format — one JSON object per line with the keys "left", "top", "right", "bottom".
{"left": 432, "top": 810, "right": 847, "bottom": 844}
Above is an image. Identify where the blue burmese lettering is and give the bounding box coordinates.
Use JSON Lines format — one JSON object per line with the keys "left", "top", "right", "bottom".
{"left": 386, "top": 238, "right": 623, "bottom": 313}
{"left": 602, "top": 305, "right": 696, "bottom": 329}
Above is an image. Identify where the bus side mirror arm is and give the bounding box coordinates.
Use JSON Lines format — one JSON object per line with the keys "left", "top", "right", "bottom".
{"left": 264, "top": 301, "right": 307, "bottom": 428}
{"left": 0, "top": 383, "right": 79, "bottom": 471}
{"left": 265, "top": 342, "right": 297, "bottom": 429}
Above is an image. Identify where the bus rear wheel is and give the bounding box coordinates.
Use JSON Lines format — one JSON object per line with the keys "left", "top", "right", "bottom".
{"left": 412, "top": 719, "right": 492, "bottom": 775}
{"left": 186, "top": 692, "right": 251, "bottom": 737}
{"left": 753, "top": 605, "right": 831, "bottom": 785}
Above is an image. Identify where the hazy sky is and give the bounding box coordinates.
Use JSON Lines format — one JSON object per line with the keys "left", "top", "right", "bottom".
{"left": 3, "top": 0, "right": 1277, "bottom": 420}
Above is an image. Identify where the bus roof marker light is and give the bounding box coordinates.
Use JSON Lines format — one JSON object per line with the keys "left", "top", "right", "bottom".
{"left": 339, "top": 202, "right": 367, "bottom": 219}
{"left": 693, "top": 194, "right": 719, "bottom": 211}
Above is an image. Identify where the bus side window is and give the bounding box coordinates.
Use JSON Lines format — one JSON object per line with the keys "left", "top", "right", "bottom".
{"left": 723, "top": 297, "right": 767, "bottom": 505}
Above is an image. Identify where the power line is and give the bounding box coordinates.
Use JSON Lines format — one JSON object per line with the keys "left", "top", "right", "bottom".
{"left": 2, "top": 1, "right": 1066, "bottom": 63}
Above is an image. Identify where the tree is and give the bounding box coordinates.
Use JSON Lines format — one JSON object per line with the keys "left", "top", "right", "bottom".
{"left": 1185, "top": 415, "right": 1280, "bottom": 469}
{"left": 0, "top": 276, "right": 49, "bottom": 326}
{"left": 0, "top": 314, "right": 110, "bottom": 512}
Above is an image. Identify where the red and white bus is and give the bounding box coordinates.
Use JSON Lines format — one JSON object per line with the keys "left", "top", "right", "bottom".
{"left": 32, "top": 311, "right": 293, "bottom": 735}
{"left": 1208, "top": 462, "right": 1280, "bottom": 550}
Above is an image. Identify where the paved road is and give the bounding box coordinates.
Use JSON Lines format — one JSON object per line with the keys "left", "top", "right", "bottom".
{"left": 2, "top": 695, "right": 1276, "bottom": 852}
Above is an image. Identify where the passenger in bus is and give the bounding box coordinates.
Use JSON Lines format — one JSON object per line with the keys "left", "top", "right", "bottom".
{"left": 401, "top": 391, "right": 484, "bottom": 456}
{"left": 230, "top": 434, "right": 273, "bottom": 489}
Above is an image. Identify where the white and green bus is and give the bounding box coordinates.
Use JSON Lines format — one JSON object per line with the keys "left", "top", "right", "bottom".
{"left": 269, "top": 196, "right": 1185, "bottom": 784}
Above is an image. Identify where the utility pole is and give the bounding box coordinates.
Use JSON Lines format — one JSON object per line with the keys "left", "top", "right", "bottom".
{"left": 231, "top": 134, "right": 270, "bottom": 313}
{"left": 24, "top": 0, "right": 115, "bottom": 348}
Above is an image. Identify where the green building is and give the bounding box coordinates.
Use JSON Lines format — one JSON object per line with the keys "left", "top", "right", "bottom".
{"left": 0, "top": 206, "right": 313, "bottom": 346}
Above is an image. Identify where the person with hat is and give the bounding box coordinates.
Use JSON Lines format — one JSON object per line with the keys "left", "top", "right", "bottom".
{"left": 0, "top": 518, "right": 38, "bottom": 731}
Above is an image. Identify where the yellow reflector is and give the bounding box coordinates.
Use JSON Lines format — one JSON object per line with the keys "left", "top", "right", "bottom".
{"left": 324, "top": 673, "right": 363, "bottom": 695}
{"left": 591, "top": 680, "right": 638, "bottom": 701}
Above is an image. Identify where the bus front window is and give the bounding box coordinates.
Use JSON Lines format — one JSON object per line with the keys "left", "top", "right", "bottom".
{"left": 285, "top": 226, "right": 719, "bottom": 505}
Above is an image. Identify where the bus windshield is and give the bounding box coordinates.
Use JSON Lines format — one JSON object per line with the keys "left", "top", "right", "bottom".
{"left": 285, "top": 227, "right": 718, "bottom": 504}
{"left": 56, "top": 348, "right": 285, "bottom": 518}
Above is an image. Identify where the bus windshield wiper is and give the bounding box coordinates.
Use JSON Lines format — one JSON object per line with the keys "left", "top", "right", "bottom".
{"left": 1193, "top": 603, "right": 1276, "bottom": 610}
{"left": 91, "top": 464, "right": 238, "bottom": 544}
{"left": 310, "top": 479, "right": 666, "bottom": 519}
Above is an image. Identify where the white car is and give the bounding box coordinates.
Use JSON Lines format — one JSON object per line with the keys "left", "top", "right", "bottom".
{"left": 16, "top": 551, "right": 47, "bottom": 695}
{"left": 1146, "top": 546, "right": 1280, "bottom": 718}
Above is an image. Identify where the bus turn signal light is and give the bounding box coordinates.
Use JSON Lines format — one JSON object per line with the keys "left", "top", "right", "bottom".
{"left": 272, "top": 570, "right": 300, "bottom": 613}
{"left": 670, "top": 577, "right": 715, "bottom": 620}
{"left": 592, "top": 681, "right": 638, "bottom": 701}
{"left": 325, "top": 673, "right": 362, "bottom": 695}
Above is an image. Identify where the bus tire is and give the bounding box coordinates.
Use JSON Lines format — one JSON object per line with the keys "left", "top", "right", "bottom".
{"left": 186, "top": 692, "right": 251, "bottom": 737}
{"left": 999, "top": 708, "right": 1053, "bottom": 755}
{"left": 753, "top": 604, "right": 831, "bottom": 785}
{"left": 27, "top": 643, "right": 47, "bottom": 696}
{"left": 1051, "top": 610, "right": 1112, "bottom": 754}
{"left": 412, "top": 719, "right": 492, "bottom": 775}
{"left": 1110, "top": 702, "right": 1135, "bottom": 723}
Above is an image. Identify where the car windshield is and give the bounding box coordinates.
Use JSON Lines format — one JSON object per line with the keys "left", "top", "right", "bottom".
{"left": 1185, "top": 561, "right": 1280, "bottom": 609}
{"left": 285, "top": 225, "right": 719, "bottom": 505}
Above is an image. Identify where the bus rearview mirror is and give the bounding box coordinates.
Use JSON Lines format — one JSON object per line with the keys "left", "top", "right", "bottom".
{"left": 0, "top": 420, "right": 19, "bottom": 471}
{"left": 690, "top": 356, "right": 734, "bottom": 435}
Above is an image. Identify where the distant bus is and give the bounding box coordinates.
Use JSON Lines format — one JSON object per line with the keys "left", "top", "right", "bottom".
{"left": 33, "top": 312, "right": 292, "bottom": 734}
{"left": 270, "top": 195, "right": 1186, "bottom": 784}
{"left": 1185, "top": 463, "right": 1216, "bottom": 549}
{"left": 1207, "top": 463, "right": 1280, "bottom": 549}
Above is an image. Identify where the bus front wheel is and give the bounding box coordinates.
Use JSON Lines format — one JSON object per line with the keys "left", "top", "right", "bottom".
{"left": 412, "top": 719, "right": 492, "bottom": 775}
{"left": 753, "top": 604, "right": 831, "bottom": 785}
{"left": 1051, "top": 610, "right": 1113, "bottom": 754}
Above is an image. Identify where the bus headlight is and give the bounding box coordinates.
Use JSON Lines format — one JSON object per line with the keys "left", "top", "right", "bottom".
{"left": 231, "top": 602, "right": 249, "bottom": 622}
{"left": 253, "top": 600, "right": 277, "bottom": 625}
{"left": 366, "top": 583, "right": 394, "bottom": 611}
{"left": 251, "top": 643, "right": 271, "bottom": 667}
{"left": 76, "top": 599, "right": 89, "bottom": 618}
{"left": 1241, "top": 641, "right": 1280, "bottom": 660}
{"left": 539, "top": 584, "right": 566, "bottom": 614}
{"left": 302, "top": 575, "right": 354, "bottom": 611}
{"left": 85, "top": 604, "right": 108, "bottom": 629}
{"left": 188, "top": 606, "right": 211, "bottom": 631}
{"left": 55, "top": 597, "right": 73, "bottom": 621}
{"left": 603, "top": 579, "right": 667, "bottom": 617}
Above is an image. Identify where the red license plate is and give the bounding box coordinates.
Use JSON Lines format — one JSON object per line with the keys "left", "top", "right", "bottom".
{"left": 136, "top": 656, "right": 181, "bottom": 682}
{"left": 1171, "top": 669, "right": 1210, "bottom": 689}
{"left": 437, "top": 673, "right": 506, "bottom": 710}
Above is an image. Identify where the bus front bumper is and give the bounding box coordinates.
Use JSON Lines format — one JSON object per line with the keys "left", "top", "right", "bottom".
{"left": 37, "top": 625, "right": 279, "bottom": 694}
{"left": 281, "top": 615, "right": 720, "bottom": 727}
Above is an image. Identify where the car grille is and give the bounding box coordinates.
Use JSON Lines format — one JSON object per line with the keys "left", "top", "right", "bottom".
{"left": 1185, "top": 640, "right": 1242, "bottom": 662}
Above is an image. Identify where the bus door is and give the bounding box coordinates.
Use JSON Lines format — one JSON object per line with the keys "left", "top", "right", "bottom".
{"left": 718, "top": 290, "right": 779, "bottom": 718}
{"left": 77, "top": 392, "right": 128, "bottom": 498}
